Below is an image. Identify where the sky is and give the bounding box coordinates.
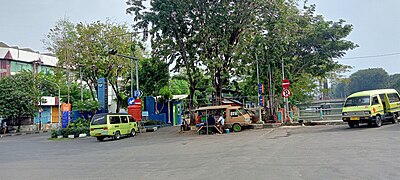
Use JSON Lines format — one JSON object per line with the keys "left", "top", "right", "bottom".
{"left": 0, "top": 0, "right": 399, "bottom": 75}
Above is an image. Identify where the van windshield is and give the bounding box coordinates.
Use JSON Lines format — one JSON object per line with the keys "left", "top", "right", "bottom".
{"left": 91, "top": 114, "right": 107, "bottom": 125}
{"left": 344, "top": 96, "right": 370, "bottom": 107}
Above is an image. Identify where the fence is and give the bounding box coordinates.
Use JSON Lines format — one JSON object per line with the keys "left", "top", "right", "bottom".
{"left": 297, "top": 99, "right": 345, "bottom": 121}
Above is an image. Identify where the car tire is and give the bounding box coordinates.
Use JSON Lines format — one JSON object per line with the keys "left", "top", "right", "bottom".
{"left": 96, "top": 137, "right": 105, "bottom": 141}
{"left": 392, "top": 114, "right": 398, "bottom": 124}
{"left": 114, "top": 131, "right": 121, "bottom": 140}
{"left": 232, "top": 123, "right": 242, "bottom": 132}
{"left": 375, "top": 116, "right": 382, "bottom": 127}
{"left": 130, "top": 129, "right": 136, "bottom": 137}
{"left": 348, "top": 122, "right": 355, "bottom": 128}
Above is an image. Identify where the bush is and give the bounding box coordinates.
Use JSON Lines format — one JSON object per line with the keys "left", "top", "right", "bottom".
{"left": 50, "top": 118, "right": 90, "bottom": 138}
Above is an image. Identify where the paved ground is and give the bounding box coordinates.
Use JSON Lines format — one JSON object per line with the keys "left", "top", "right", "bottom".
{"left": 1, "top": 123, "right": 400, "bottom": 180}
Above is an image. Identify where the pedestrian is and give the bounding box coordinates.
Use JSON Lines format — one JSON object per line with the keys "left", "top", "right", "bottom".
{"left": 217, "top": 113, "right": 225, "bottom": 132}
{"left": 3, "top": 121, "right": 7, "bottom": 134}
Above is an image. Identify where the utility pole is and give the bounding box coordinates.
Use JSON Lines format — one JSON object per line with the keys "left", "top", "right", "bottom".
{"left": 255, "top": 53, "right": 263, "bottom": 123}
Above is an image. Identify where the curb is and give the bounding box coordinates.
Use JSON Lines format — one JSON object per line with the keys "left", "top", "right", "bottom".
{"left": 0, "top": 130, "right": 49, "bottom": 138}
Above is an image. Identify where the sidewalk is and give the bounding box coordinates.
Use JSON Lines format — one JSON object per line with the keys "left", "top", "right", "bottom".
{"left": 0, "top": 130, "right": 49, "bottom": 138}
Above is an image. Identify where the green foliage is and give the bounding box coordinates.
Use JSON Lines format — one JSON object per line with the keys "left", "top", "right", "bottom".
{"left": 0, "top": 71, "right": 38, "bottom": 122}
{"left": 170, "top": 79, "right": 189, "bottom": 95}
{"left": 50, "top": 118, "right": 90, "bottom": 138}
{"left": 73, "top": 100, "right": 100, "bottom": 112}
{"left": 347, "top": 68, "right": 389, "bottom": 94}
{"left": 137, "top": 57, "right": 169, "bottom": 97}
{"left": 128, "top": 0, "right": 357, "bottom": 106}
{"left": 43, "top": 19, "right": 145, "bottom": 112}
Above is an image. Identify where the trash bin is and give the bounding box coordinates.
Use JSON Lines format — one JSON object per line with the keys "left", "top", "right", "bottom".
{"left": 225, "top": 129, "right": 230, "bottom": 134}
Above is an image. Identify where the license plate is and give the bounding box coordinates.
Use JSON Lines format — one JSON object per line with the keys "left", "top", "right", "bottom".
{"left": 350, "top": 117, "right": 359, "bottom": 120}
{"left": 95, "top": 133, "right": 101, "bottom": 136}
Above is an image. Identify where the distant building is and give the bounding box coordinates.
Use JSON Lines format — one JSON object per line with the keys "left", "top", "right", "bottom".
{"left": 0, "top": 41, "right": 57, "bottom": 78}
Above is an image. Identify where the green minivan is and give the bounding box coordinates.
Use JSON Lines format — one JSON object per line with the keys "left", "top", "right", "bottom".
{"left": 90, "top": 113, "right": 138, "bottom": 141}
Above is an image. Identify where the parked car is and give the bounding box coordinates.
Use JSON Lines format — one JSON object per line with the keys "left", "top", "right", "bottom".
{"left": 342, "top": 89, "right": 400, "bottom": 128}
{"left": 90, "top": 113, "right": 138, "bottom": 141}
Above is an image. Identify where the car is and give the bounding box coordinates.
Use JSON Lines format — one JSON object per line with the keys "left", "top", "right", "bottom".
{"left": 89, "top": 113, "right": 138, "bottom": 141}
{"left": 342, "top": 89, "right": 400, "bottom": 128}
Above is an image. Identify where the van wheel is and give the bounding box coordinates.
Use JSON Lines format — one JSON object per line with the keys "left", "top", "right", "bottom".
{"left": 114, "top": 131, "right": 121, "bottom": 140}
{"left": 130, "top": 129, "right": 136, "bottom": 137}
{"left": 348, "top": 122, "right": 355, "bottom": 128}
{"left": 232, "top": 124, "right": 242, "bottom": 132}
{"left": 96, "top": 137, "right": 104, "bottom": 141}
{"left": 375, "top": 116, "right": 382, "bottom": 127}
{"left": 392, "top": 114, "right": 398, "bottom": 124}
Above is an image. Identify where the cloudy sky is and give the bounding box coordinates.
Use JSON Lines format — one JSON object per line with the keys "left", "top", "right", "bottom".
{"left": 1, "top": 0, "right": 399, "bottom": 75}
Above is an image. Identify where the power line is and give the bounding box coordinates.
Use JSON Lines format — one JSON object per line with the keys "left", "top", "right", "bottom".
{"left": 337, "top": 52, "right": 400, "bottom": 60}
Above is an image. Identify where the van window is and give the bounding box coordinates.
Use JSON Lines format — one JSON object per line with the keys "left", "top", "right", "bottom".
{"left": 121, "top": 116, "right": 128, "bottom": 123}
{"left": 129, "top": 116, "right": 136, "bottom": 122}
{"left": 344, "top": 96, "right": 370, "bottom": 107}
{"left": 110, "top": 116, "right": 121, "bottom": 124}
{"left": 372, "top": 96, "right": 380, "bottom": 105}
{"left": 91, "top": 114, "right": 107, "bottom": 125}
{"left": 231, "top": 110, "right": 239, "bottom": 117}
{"left": 388, "top": 93, "right": 400, "bottom": 103}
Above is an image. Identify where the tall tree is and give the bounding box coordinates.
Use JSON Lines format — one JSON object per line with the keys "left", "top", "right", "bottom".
{"left": 127, "top": 0, "right": 203, "bottom": 122}
{"left": 44, "top": 20, "right": 144, "bottom": 112}
{"left": 0, "top": 71, "right": 38, "bottom": 128}
{"left": 347, "top": 68, "right": 389, "bottom": 94}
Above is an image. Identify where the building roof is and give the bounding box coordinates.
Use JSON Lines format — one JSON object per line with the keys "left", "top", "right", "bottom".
{"left": 0, "top": 42, "right": 9, "bottom": 48}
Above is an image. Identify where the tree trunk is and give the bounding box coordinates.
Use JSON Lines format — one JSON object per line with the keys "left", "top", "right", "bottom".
{"left": 188, "top": 85, "right": 196, "bottom": 125}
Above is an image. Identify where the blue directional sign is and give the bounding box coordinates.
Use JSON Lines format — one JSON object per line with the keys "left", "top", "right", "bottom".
{"left": 134, "top": 90, "right": 143, "bottom": 98}
{"left": 128, "top": 97, "right": 135, "bottom": 106}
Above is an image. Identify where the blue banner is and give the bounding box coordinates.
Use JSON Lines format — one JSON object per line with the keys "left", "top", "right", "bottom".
{"left": 61, "top": 111, "right": 70, "bottom": 128}
{"left": 98, "top": 78, "right": 108, "bottom": 113}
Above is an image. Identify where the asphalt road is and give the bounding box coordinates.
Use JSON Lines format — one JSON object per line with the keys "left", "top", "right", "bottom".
{"left": 1, "top": 123, "right": 400, "bottom": 180}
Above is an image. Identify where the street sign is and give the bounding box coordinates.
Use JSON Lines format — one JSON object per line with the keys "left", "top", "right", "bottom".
{"left": 128, "top": 97, "right": 135, "bottom": 106}
{"left": 258, "top": 83, "right": 264, "bottom": 94}
{"left": 282, "top": 89, "right": 292, "bottom": 98}
{"left": 282, "top": 79, "right": 290, "bottom": 89}
{"left": 259, "top": 96, "right": 264, "bottom": 106}
{"left": 134, "top": 90, "right": 143, "bottom": 98}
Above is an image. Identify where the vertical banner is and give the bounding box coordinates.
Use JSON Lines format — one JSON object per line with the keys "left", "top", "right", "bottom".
{"left": 98, "top": 77, "right": 108, "bottom": 113}
{"left": 61, "top": 111, "right": 70, "bottom": 128}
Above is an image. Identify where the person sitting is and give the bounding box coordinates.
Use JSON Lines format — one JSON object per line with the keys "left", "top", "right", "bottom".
{"left": 207, "top": 114, "right": 216, "bottom": 125}
{"left": 196, "top": 113, "right": 204, "bottom": 127}
{"left": 180, "top": 119, "right": 189, "bottom": 132}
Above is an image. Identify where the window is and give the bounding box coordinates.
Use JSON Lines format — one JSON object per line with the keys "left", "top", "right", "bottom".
{"left": 129, "top": 116, "right": 136, "bottom": 122}
{"left": 121, "top": 116, "right": 128, "bottom": 123}
{"left": 110, "top": 116, "right": 120, "bottom": 124}
{"left": 388, "top": 93, "right": 400, "bottom": 103}
{"left": 372, "top": 96, "right": 380, "bottom": 105}
{"left": 91, "top": 114, "right": 107, "bottom": 125}
{"left": 230, "top": 110, "right": 239, "bottom": 117}
{"left": 344, "top": 96, "right": 370, "bottom": 107}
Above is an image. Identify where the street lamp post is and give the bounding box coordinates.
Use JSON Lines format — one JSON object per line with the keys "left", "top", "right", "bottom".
{"left": 32, "top": 59, "right": 43, "bottom": 129}
{"left": 43, "top": 79, "right": 61, "bottom": 129}
{"left": 108, "top": 49, "right": 139, "bottom": 97}
{"left": 255, "top": 53, "right": 263, "bottom": 123}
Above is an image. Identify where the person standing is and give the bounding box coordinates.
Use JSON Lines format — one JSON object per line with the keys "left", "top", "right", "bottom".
{"left": 217, "top": 114, "right": 225, "bottom": 132}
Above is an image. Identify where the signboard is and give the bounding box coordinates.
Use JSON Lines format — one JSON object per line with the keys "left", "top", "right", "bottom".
{"left": 128, "top": 97, "right": 135, "bottom": 106}
{"left": 61, "top": 111, "right": 70, "bottom": 128}
{"left": 259, "top": 96, "right": 265, "bottom": 106}
{"left": 258, "top": 83, "right": 264, "bottom": 94}
{"left": 282, "top": 79, "right": 290, "bottom": 89}
{"left": 61, "top": 103, "right": 71, "bottom": 112}
{"left": 98, "top": 78, "right": 108, "bottom": 113}
{"left": 282, "top": 89, "right": 292, "bottom": 98}
{"left": 134, "top": 90, "right": 143, "bottom": 98}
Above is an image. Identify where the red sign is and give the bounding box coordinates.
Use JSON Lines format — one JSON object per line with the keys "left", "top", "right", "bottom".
{"left": 128, "top": 99, "right": 142, "bottom": 121}
{"left": 282, "top": 79, "right": 290, "bottom": 89}
{"left": 282, "top": 89, "right": 292, "bottom": 98}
